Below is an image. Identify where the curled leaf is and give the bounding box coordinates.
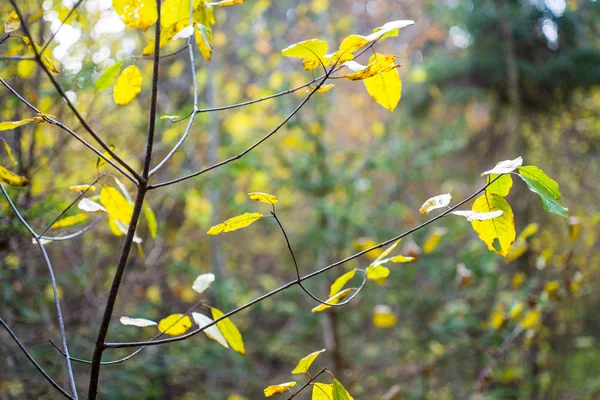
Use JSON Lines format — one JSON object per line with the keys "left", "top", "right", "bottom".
{"left": 78, "top": 198, "right": 106, "bottom": 213}
{"left": 264, "top": 382, "right": 296, "bottom": 397}
{"left": 192, "top": 273, "right": 216, "bottom": 295}
{"left": 419, "top": 193, "right": 452, "bottom": 215}
{"left": 119, "top": 316, "right": 157, "bottom": 327}
{"left": 482, "top": 156, "right": 523, "bottom": 176}
{"left": 0, "top": 165, "right": 28, "bottom": 186}
{"left": 192, "top": 312, "right": 229, "bottom": 348}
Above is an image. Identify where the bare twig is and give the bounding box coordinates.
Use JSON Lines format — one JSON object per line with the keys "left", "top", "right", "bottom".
{"left": 287, "top": 368, "right": 328, "bottom": 399}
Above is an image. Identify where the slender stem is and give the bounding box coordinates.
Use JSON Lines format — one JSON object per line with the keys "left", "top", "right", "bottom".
{"left": 1, "top": 185, "right": 78, "bottom": 399}
{"left": 132, "top": 45, "right": 188, "bottom": 60}
{"left": 40, "top": 215, "right": 105, "bottom": 241}
{"left": 106, "top": 176, "right": 501, "bottom": 349}
{"left": 287, "top": 368, "right": 328, "bottom": 399}
{"left": 0, "top": 318, "right": 74, "bottom": 399}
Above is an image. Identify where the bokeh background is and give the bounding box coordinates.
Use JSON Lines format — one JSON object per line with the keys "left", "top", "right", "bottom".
{"left": 1, "top": 0, "right": 599, "bottom": 398}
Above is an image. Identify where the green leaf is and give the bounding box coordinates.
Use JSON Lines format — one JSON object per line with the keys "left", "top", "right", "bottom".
{"left": 517, "top": 166, "right": 568, "bottom": 218}
{"left": 96, "top": 61, "right": 124, "bottom": 92}
{"left": 332, "top": 379, "right": 354, "bottom": 400}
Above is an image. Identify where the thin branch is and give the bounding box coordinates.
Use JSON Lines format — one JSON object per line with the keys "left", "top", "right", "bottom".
{"left": 39, "top": 0, "right": 85, "bottom": 54}
{"left": 132, "top": 45, "right": 188, "bottom": 60}
{"left": 40, "top": 215, "right": 105, "bottom": 242}
{"left": 287, "top": 368, "right": 328, "bottom": 399}
{"left": 0, "top": 55, "right": 36, "bottom": 60}
{"left": 1, "top": 184, "right": 78, "bottom": 399}
{"left": 106, "top": 175, "right": 502, "bottom": 349}
{"left": 0, "top": 77, "right": 137, "bottom": 184}
{"left": 10, "top": 1, "right": 142, "bottom": 183}
{"left": 0, "top": 317, "right": 75, "bottom": 399}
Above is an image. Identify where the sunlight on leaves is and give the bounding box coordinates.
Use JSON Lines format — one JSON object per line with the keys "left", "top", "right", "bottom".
{"left": 364, "top": 53, "right": 402, "bottom": 111}
{"left": 113, "top": 65, "right": 142, "bottom": 105}
{"left": 113, "top": 0, "right": 157, "bottom": 31}
{"left": 51, "top": 213, "right": 88, "bottom": 229}
{"left": 471, "top": 194, "right": 516, "bottom": 257}
{"left": 291, "top": 349, "right": 325, "bottom": 374}
{"left": 158, "top": 314, "right": 192, "bottom": 336}
{"left": 207, "top": 212, "right": 263, "bottom": 235}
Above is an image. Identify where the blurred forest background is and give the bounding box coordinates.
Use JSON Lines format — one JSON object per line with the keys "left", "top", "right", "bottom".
{"left": 1, "top": 0, "right": 599, "bottom": 399}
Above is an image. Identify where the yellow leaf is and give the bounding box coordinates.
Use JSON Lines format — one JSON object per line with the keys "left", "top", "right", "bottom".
{"left": 332, "top": 379, "right": 354, "bottom": 400}
{"left": 0, "top": 165, "right": 28, "bottom": 186}
{"left": 207, "top": 212, "right": 263, "bottom": 235}
{"left": 329, "top": 269, "right": 356, "bottom": 297}
{"left": 96, "top": 144, "right": 115, "bottom": 169}
{"left": 343, "top": 54, "right": 399, "bottom": 80}
{"left": 100, "top": 187, "right": 133, "bottom": 224}
{"left": 191, "top": 312, "right": 229, "bottom": 347}
{"left": 315, "top": 83, "right": 335, "bottom": 93}
{"left": 141, "top": 23, "right": 181, "bottom": 55}
{"left": 518, "top": 223, "right": 538, "bottom": 241}
{"left": 423, "top": 227, "right": 447, "bottom": 254}
{"left": 281, "top": 38, "right": 330, "bottom": 71}
{"left": 311, "top": 288, "right": 352, "bottom": 313}
{"left": 20, "top": 37, "right": 59, "bottom": 73}
{"left": 69, "top": 185, "right": 96, "bottom": 192}
{"left": 388, "top": 255, "right": 415, "bottom": 263}
{"left": 194, "top": 23, "right": 213, "bottom": 61}
{"left": 372, "top": 305, "right": 397, "bottom": 328}
{"left": 366, "top": 265, "right": 389, "bottom": 280}
{"left": 51, "top": 213, "right": 88, "bottom": 229}
{"left": 0, "top": 119, "right": 35, "bottom": 131}
{"left": 144, "top": 202, "right": 157, "bottom": 238}
{"left": 509, "top": 302, "right": 524, "bottom": 319}
{"left": 161, "top": 0, "right": 193, "bottom": 29}
{"left": 2, "top": 139, "right": 17, "bottom": 165}
{"left": 209, "top": 0, "right": 244, "bottom": 6}
{"left": 312, "top": 383, "right": 333, "bottom": 400}
{"left": 108, "top": 216, "right": 124, "bottom": 236}
{"left": 419, "top": 193, "right": 452, "bottom": 215}
{"left": 113, "top": 0, "right": 157, "bottom": 31}
{"left": 248, "top": 192, "right": 278, "bottom": 205}
{"left": 157, "top": 314, "right": 192, "bottom": 336}
{"left": 544, "top": 280, "right": 559, "bottom": 296}
{"left": 4, "top": 10, "right": 20, "bottom": 33}
{"left": 211, "top": 307, "right": 246, "bottom": 356}
{"left": 363, "top": 53, "right": 402, "bottom": 111}
{"left": 113, "top": 65, "right": 142, "bottom": 105}
{"left": 486, "top": 174, "right": 513, "bottom": 197}
{"left": 522, "top": 309, "right": 541, "bottom": 329}
{"left": 352, "top": 237, "right": 383, "bottom": 260}
{"left": 373, "top": 239, "right": 400, "bottom": 263}
{"left": 489, "top": 305, "right": 506, "bottom": 330}
{"left": 291, "top": 349, "right": 325, "bottom": 374}
{"left": 264, "top": 382, "right": 296, "bottom": 397}
{"left": 511, "top": 272, "right": 526, "bottom": 289}
{"left": 471, "top": 194, "right": 516, "bottom": 257}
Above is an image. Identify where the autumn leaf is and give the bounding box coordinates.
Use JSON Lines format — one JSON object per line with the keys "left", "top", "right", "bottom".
{"left": 332, "top": 379, "right": 354, "bottom": 400}
{"left": 329, "top": 269, "right": 356, "bottom": 297}
{"left": 78, "top": 198, "right": 106, "bottom": 213}
{"left": 419, "top": 193, "right": 452, "bottom": 215}
{"left": 209, "top": 0, "right": 244, "bottom": 6}
{"left": 471, "top": 194, "right": 516, "bottom": 257}
{"left": 100, "top": 187, "right": 133, "bottom": 224}
{"left": 192, "top": 273, "right": 215, "bottom": 295}
{"left": 343, "top": 54, "right": 399, "bottom": 80}
{"left": 96, "top": 144, "right": 115, "bottom": 169}
{"left": 192, "top": 312, "right": 229, "bottom": 348}
{"left": 207, "top": 212, "right": 263, "bottom": 235}
{"left": 314, "top": 83, "right": 335, "bottom": 93}
{"left": 282, "top": 38, "right": 330, "bottom": 71}
{"left": 363, "top": 53, "right": 402, "bottom": 111}
{"left": 366, "top": 265, "right": 389, "bottom": 280}
{"left": 313, "top": 383, "right": 333, "bottom": 400}
{"left": 423, "top": 227, "right": 447, "bottom": 254}
{"left": 2, "top": 139, "right": 17, "bottom": 165}
{"left": 143, "top": 202, "right": 157, "bottom": 238}
{"left": 96, "top": 61, "right": 123, "bottom": 92}
{"left": 248, "top": 192, "right": 278, "bottom": 205}
{"left": 119, "top": 316, "right": 157, "bottom": 327}
{"left": 486, "top": 174, "right": 513, "bottom": 197}
{"left": 481, "top": 156, "right": 523, "bottom": 175}
{"left": 113, "top": 0, "right": 157, "bottom": 31}
{"left": 20, "top": 37, "right": 60, "bottom": 73}
{"left": 4, "top": 10, "right": 20, "bottom": 33}
{"left": 158, "top": 314, "right": 192, "bottom": 336}
{"left": 517, "top": 166, "right": 568, "bottom": 218}
{"left": 51, "top": 213, "right": 88, "bottom": 229}
{"left": 311, "top": 288, "right": 352, "bottom": 313}
{"left": 522, "top": 308, "right": 541, "bottom": 329}
{"left": 69, "top": 185, "right": 96, "bottom": 192}
{"left": 211, "top": 307, "right": 246, "bottom": 355}
{"left": 194, "top": 23, "right": 214, "bottom": 61}
{"left": 0, "top": 165, "right": 29, "bottom": 186}
{"left": 291, "top": 349, "right": 325, "bottom": 374}
{"left": 264, "top": 382, "right": 296, "bottom": 397}
{"left": 451, "top": 209, "right": 504, "bottom": 221}
{"left": 372, "top": 305, "right": 397, "bottom": 328}
{"left": 352, "top": 237, "right": 383, "bottom": 260}
{"left": 113, "top": 65, "right": 142, "bottom": 105}
{"left": 0, "top": 118, "right": 35, "bottom": 131}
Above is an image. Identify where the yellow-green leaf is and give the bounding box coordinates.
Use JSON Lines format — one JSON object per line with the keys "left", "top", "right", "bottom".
{"left": 4, "top": 10, "right": 20, "bottom": 33}
{"left": 248, "top": 192, "right": 278, "bottom": 205}
{"left": 372, "top": 305, "right": 397, "bottom": 328}
{"left": 143, "top": 202, "right": 157, "bottom": 238}
{"left": 2, "top": 139, "right": 17, "bottom": 165}
{"left": 100, "top": 187, "right": 133, "bottom": 224}
{"left": 517, "top": 165, "right": 568, "bottom": 218}
{"left": 20, "top": 37, "right": 59, "bottom": 73}
{"left": 522, "top": 309, "right": 541, "bottom": 329}
{"left": 471, "top": 194, "right": 516, "bottom": 257}
{"left": 96, "top": 144, "right": 115, "bottom": 169}
{"left": 332, "top": 379, "right": 354, "bottom": 400}
{"left": 194, "top": 22, "right": 213, "bottom": 61}
{"left": 291, "top": 348, "right": 325, "bottom": 374}
{"left": 95, "top": 61, "right": 123, "bottom": 92}
{"left": 419, "top": 193, "right": 452, "bottom": 215}
{"left": 363, "top": 53, "right": 401, "bottom": 111}
{"left": 0, "top": 119, "right": 34, "bottom": 131}
{"left": 315, "top": 83, "right": 335, "bottom": 93}
{"left": 282, "top": 38, "right": 329, "bottom": 71}
{"left": 329, "top": 269, "right": 356, "bottom": 297}
{"left": 0, "top": 165, "right": 28, "bottom": 186}
{"left": 211, "top": 307, "right": 246, "bottom": 356}
{"left": 191, "top": 312, "right": 228, "bottom": 347}
{"left": 207, "top": 212, "right": 263, "bottom": 235}
{"left": 51, "top": 213, "right": 88, "bottom": 229}
{"left": 157, "top": 314, "right": 192, "bottom": 336}
{"left": 209, "top": 0, "right": 244, "bottom": 6}
{"left": 69, "top": 185, "right": 96, "bottom": 192}
{"left": 343, "top": 54, "right": 399, "bottom": 80}
{"left": 113, "top": 65, "right": 142, "bottom": 105}
{"left": 312, "top": 383, "right": 333, "bottom": 400}
{"left": 264, "top": 382, "right": 296, "bottom": 397}
{"left": 311, "top": 288, "right": 352, "bottom": 313}
{"left": 113, "top": 0, "right": 158, "bottom": 31}
{"left": 486, "top": 174, "right": 513, "bottom": 197}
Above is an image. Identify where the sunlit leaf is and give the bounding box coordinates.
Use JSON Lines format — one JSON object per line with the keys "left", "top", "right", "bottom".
{"left": 451, "top": 209, "right": 504, "bottom": 221}
{"left": 2, "top": 139, "right": 17, "bottom": 165}
{"left": 517, "top": 166, "right": 568, "bottom": 218}
{"left": 312, "top": 383, "right": 333, "bottom": 400}
{"left": 4, "top": 10, "right": 20, "bottom": 33}
{"left": 211, "top": 307, "right": 246, "bottom": 355}
{"left": 481, "top": 156, "right": 523, "bottom": 176}
{"left": 100, "top": 187, "right": 133, "bottom": 224}
{"left": 209, "top": 0, "right": 244, "bottom": 6}
{"left": 0, "top": 118, "right": 34, "bottom": 131}
{"left": 195, "top": 23, "right": 213, "bottom": 61}
{"left": 311, "top": 288, "right": 352, "bottom": 313}
{"left": 366, "top": 265, "right": 389, "bottom": 280}
{"left": 51, "top": 213, "right": 88, "bottom": 229}
{"left": 291, "top": 348, "right": 325, "bottom": 374}
{"left": 191, "top": 312, "right": 229, "bottom": 348}
{"left": 141, "top": 23, "right": 180, "bottom": 55}
{"left": 343, "top": 54, "right": 399, "bottom": 80}
{"left": 423, "top": 227, "right": 447, "bottom": 254}
{"left": 329, "top": 269, "right": 356, "bottom": 297}
{"left": 486, "top": 174, "right": 513, "bottom": 197}
{"left": 207, "top": 212, "right": 263, "bottom": 235}
{"left": 192, "top": 273, "right": 215, "bottom": 295}
{"left": 78, "top": 198, "right": 106, "bottom": 213}
{"left": 158, "top": 313, "right": 192, "bottom": 336}
{"left": 96, "top": 144, "right": 115, "bottom": 169}
{"left": 332, "top": 379, "right": 354, "bottom": 400}
{"left": 172, "top": 24, "right": 194, "bottom": 40}
{"left": 264, "top": 382, "right": 296, "bottom": 397}
{"left": 471, "top": 194, "right": 516, "bottom": 257}
{"left": 363, "top": 54, "right": 402, "bottom": 111}
{"left": 119, "top": 316, "right": 157, "bottom": 327}
{"left": 113, "top": 65, "right": 142, "bottom": 105}
{"left": 282, "top": 38, "right": 329, "bottom": 71}
{"left": 352, "top": 237, "right": 383, "bottom": 260}
{"left": 419, "top": 193, "right": 451, "bottom": 215}
{"left": 20, "top": 37, "right": 60, "bottom": 73}
{"left": 143, "top": 202, "right": 157, "bottom": 238}
{"left": 69, "top": 185, "right": 96, "bottom": 192}
{"left": 96, "top": 61, "right": 123, "bottom": 92}
{"left": 522, "top": 308, "right": 541, "bottom": 329}
{"left": 373, "top": 305, "right": 397, "bottom": 328}
{"left": 113, "top": 0, "right": 158, "bottom": 31}
{"left": 0, "top": 165, "right": 28, "bottom": 186}
{"left": 248, "top": 192, "right": 278, "bottom": 205}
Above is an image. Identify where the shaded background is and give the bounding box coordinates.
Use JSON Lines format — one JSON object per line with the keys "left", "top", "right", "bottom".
{"left": 1, "top": 0, "right": 599, "bottom": 398}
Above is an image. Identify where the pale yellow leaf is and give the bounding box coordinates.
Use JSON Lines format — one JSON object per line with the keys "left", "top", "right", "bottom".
{"left": 329, "top": 269, "right": 356, "bottom": 298}
{"left": 423, "top": 227, "right": 447, "bottom": 254}
{"left": 282, "top": 39, "right": 330, "bottom": 71}
{"left": 51, "top": 213, "right": 88, "bottom": 229}
{"left": 0, "top": 119, "right": 34, "bottom": 131}
{"left": 192, "top": 273, "right": 215, "bottom": 295}
{"left": 158, "top": 314, "right": 192, "bottom": 336}
{"left": 78, "top": 198, "right": 106, "bottom": 213}
{"left": 451, "top": 210, "right": 504, "bottom": 221}
{"left": 419, "top": 193, "right": 451, "bottom": 215}
{"left": 0, "top": 165, "right": 28, "bottom": 186}
{"left": 4, "top": 10, "right": 20, "bottom": 33}
{"left": 211, "top": 307, "right": 245, "bottom": 355}
{"left": 119, "top": 316, "right": 157, "bottom": 327}
{"left": 209, "top": 0, "right": 244, "bottom": 6}
{"left": 207, "top": 212, "right": 263, "bottom": 235}
{"left": 113, "top": 65, "right": 142, "bottom": 105}
{"left": 291, "top": 348, "right": 325, "bottom": 374}
{"left": 100, "top": 187, "right": 133, "bottom": 224}
{"left": 264, "top": 382, "right": 296, "bottom": 397}
{"left": 471, "top": 194, "right": 516, "bottom": 257}
{"left": 113, "top": 0, "right": 157, "bottom": 31}
{"left": 192, "top": 312, "right": 229, "bottom": 347}
{"left": 311, "top": 288, "right": 352, "bottom": 313}
{"left": 248, "top": 192, "right": 278, "bottom": 205}
{"left": 481, "top": 156, "right": 523, "bottom": 176}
